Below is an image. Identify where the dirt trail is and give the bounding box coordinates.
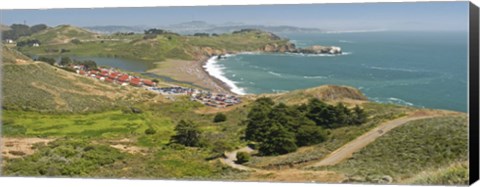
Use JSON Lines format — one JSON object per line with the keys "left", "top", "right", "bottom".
{"left": 307, "top": 112, "right": 449, "bottom": 168}
{"left": 219, "top": 146, "right": 259, "bottom": 171}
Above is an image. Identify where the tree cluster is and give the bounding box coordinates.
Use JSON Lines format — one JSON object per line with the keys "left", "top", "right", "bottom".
{"left": 2, "top": 24, "right": 47, "bottom": 40}
{"left": 143, "top": 28, "right": 179, "bottom": 40}
{"left": 16, "top": 39, "right": 40, "bottom": 47}
{"left": 193, "top": 33, "right": 210, "bottom": 37}
{"left": 36, "top": 56, "right": 56, "bottom": 65}
{"left": 114, "top": 32, "right": 135, "bottom": 36}
{"left": 58, "top": 57, "right": 97, "bottom": 69}
{"left": 244, "top": 98, "right": 367, "bottom": 156}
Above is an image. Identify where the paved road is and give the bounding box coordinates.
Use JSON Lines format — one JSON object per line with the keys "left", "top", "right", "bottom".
{"left": 307, "top": 115, "right": 441, "bottom": 168}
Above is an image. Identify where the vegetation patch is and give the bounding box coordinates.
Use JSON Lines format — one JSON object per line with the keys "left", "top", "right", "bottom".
{"left": 313, "top": 116, "right": 468, "bottom": 183}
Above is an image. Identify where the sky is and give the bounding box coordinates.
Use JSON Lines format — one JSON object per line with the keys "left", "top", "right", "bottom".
{"left": 0, "top": 1, "right": 469, "bottom": 31}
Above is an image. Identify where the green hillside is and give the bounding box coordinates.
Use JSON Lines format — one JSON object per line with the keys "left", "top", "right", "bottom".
{"left": 313, "top": 115, "right": 468, "bottom": 184}
{"left": 18, "top": 25, "right": 99, "bottom": 45}
{"left": 16, "top": 25, "right": 291, "bottom": 62}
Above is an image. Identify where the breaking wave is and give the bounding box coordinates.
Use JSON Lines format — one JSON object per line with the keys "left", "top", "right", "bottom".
{"left": 203, "top": 56, "right": 246, "bottom": 95}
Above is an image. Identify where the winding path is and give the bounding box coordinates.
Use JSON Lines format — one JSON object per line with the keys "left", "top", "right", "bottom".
{"left": 307, "top": 114, "right": 444, "bottom": 168}
{"left": 219, "top": 146, "right": 258, "bottom": 171}
{"left": 219, "top": 110, "right": 457, "bottom": 173}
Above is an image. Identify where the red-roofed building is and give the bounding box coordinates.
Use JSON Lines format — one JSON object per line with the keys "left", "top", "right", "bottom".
{"left": 142, "top": 79, "right": 156, "bottom": 87}
{"left": 95, "top": 75, "right": 102, "bottom": 79}
{"left": 117, "top": 74, "right": 130, "bottom": 82}
{"left": 106, "top": 78, "right": 114, "bottom": 83}
{"left": 109, "top": 72, "right": 119, "bottom": 79}
{"left": 90, "top": 70, "right": 99, "bottom": 75}
{"left": 100, "top": 71, "right": 109, "bottom": 77}
{"left": 130, "top": 78, "right": 142, "bottom": 87}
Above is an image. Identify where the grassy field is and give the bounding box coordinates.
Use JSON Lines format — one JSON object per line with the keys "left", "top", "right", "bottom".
{"left": 2, "top": 138, "right": 242, "bottom": 180}
{"left": 2, "top": 62, "right": 128, "bottom": 113}
{"left": 312, "top": 115, "right": 468, "bottom": 183}
{"left": 404, "top": 161, "right": 468, "bottom": 185}
{"left": 244, "top": 102, "right": 412, "bottom": 169}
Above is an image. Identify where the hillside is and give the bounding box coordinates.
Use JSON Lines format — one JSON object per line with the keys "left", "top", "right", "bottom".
{"left": 15, "top": 25, "right": 292, "bottom": 62}
{"left": 1, "top": 45, "right": 32, "bottom": 64}
{"left": 18, "top": 25, "right": 99, "bottom": 45}
{"left": 1, "top": 47, "right": 162, "bottom": 113}
{"left": 312, "top": 115, "right": 468, "bottom": 184}
{"left": 260, "top": 85, "right": 368, "bottom": 105}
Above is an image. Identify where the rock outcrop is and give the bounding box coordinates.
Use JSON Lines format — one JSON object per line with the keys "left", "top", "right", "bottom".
{"left": 262, "top": 43, "right": 342, "bottom": 55}
{"left": 262, "top": 42, "right": 296, "bottom": 53}
{"left": 292, "top": 45, "right": 342, "bottom": 54}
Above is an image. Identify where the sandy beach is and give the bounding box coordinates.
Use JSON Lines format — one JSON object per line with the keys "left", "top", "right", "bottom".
{"left": 147, "top": 56, "right": 234, "bottom": 94}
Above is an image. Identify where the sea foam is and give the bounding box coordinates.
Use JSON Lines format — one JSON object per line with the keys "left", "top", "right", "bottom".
{"left": 203, "top": 56, "right": 246, "bottom": 95}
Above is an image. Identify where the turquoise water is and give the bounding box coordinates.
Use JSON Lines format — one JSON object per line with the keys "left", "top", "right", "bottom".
{"left": 215, "top": 31, "right": 468, "bottom": 112}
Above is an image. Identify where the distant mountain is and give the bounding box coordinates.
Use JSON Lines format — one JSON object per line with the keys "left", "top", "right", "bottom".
{"left": 83, "top": 21, "right": 323, "bottom": 35}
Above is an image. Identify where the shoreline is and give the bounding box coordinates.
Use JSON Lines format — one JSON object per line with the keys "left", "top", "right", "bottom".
{"left": 146, "top": 57, "right": 235, "bottom": 95}
{"left": 200, "top": 54, "right": 247, "bottom": 96}
{"left": 198, "top": 55, "right": 236, "bottom": 95}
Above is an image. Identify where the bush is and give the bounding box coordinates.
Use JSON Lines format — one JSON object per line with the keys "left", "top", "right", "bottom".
{"left": 213, "top": 113, "right": 227, "bottom": 123}
{"left": 145, "top": 128, "right": 156, "bottom": 135}
{"left": 71, "top": 39, "right": 81, "bottom": 44}
{"left": 236, "top": 152, "right": 250, "bottom": 164}
{"left": 170, "top": 120, "right": 201, "bottom": 147}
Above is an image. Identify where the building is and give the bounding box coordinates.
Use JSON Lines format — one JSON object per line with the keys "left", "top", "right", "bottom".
{"left": 130, "top": 78, "right": 142, "bottom": 87}
{"left": 142, "top": 79, "right": 156, "bottom": 87}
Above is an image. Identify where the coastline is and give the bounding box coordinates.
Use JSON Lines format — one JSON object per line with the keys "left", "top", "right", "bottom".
{"left": 146, "top": 57, "right": 235, "bottom": 95}
{"left": 201, "top": 54, "right": 247, "bottom": 96}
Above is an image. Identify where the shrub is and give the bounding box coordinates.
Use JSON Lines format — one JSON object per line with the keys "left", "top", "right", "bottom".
{"left": 71, "top": 39, "right": 81, "bottom": 44}
{"left": 213, "top": 113, "right": 227, "bottom": 123}
{"left": 170, "top": 120, "right": 201, "bottom": 147}
{"left": 236, "top": 152, "right": 251, "bottom": 164}
{"left": 145, "top": 128, "right": 156, "bottom": 135}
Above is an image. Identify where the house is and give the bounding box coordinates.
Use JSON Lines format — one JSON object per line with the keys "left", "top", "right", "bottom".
{"left": 117, "top": 74, "right": 130, "bottom": 83}
{"left": 109, "top": 72, "right": 119, "bottom": 79}
{"left": 130, "top": 78, "right": 142, "bottom": 87}
{"left": 106, "top": 78, "right": 114, "bottom": 83}
{"left": 142, "top": 79, "right": 156, "bottom": 87}
{"left": 32, "top": 43, "right": 40, "bottom": 47}
{"left": 5, "top": 39, "right": 14, "bottom": 44}
{"left": 100, "top": 71, "right": 109, "bottom": 77}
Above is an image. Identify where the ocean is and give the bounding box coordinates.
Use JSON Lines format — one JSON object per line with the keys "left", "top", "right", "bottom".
{"left": 206, "top": 31, "right": 468, "bottom": 112}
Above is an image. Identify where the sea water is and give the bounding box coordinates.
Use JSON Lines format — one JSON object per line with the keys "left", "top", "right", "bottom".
{"left": 208, "top": 31, "right": 468, "bottom": 112}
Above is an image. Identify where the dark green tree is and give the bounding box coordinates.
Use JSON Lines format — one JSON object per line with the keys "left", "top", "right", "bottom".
{"left": 352, "top": 105, "right": 368, "bottom": 125}
{"left": 59, "top": 57, "right": 72, "bottom": 66}
{"left": 244, "top": 98, "right": 274, "bottom": 142}
{"left": 306, "top": 98, "right": 337, "bottom": 128}
{"left": 213, "top": 113, "right": 227, "bottom": 123}
{"left": 37, "top": 56, "right": 56, "bottom": 65}
{"left": 30, "top": 24, "right": 48, "bottom": 33}
{"left": 258, "top": 122, "right": 297, "bottom": 155}
{"left": 295, "top": 124, "right": 327, "bottom": 146}
{"left": 171, "top": 120, "right": 201, "bottom": 147}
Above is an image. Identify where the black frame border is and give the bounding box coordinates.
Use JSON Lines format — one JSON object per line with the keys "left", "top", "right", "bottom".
{"left": 469, "top": 1, "right": 479, "bottom": 185}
